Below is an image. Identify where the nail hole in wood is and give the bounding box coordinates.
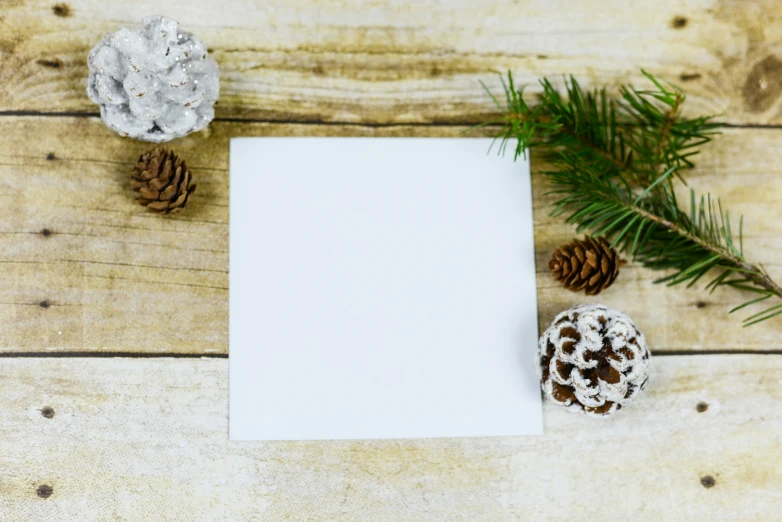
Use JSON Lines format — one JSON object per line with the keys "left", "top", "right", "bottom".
{"left": 36, "top": 484, "right": 53, "bottom": 498}
{"left": 45, "top": 152, "right": 56, "bottom": 160}
{"left": 41, "top": 406, "right": 55, "bottom": 418}
{"left": 36, "top": 58, "right": 63, "bottom": 69}
{"left": 696, "top": 402, "right": 708, "bottom": 412}
{"left": 39, "top": 300, "right": 51, "bottom": 309}
{"left": 52, "top": 3, "right": 71, "bottom": 17}
{"left": 680, "top": 73, "right": 702, "bottom": 82}
{"left": 672, "top": 16, "right": 688, "bottom": 29}
{"left": 700, "top": 475, "right": 715, "bottom": 488}
{"left": 696, "top": 301, "right": 707, "bottom": 309}
{"left": 41, "top": 228, "right": 52, "bottom": 237}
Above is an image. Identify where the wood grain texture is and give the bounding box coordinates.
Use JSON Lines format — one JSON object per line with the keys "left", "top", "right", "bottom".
{"left": 0, "top": 355, "right": 779, "bottom": 521}
{"left": 2, "top": 0, "right": 782, "bottom": 124}
{"left": 0, "top": 2, "right": 779, "bottom": 521}
{"left": 0, "top": 2, "right": 779, "bottom": 519}
{"left": 0, "top": 117, "right": 780, "bottom": 353}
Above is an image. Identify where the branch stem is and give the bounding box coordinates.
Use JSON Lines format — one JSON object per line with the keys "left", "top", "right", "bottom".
{"left": 624, "top": 203, "right": 782, "bottom": 298}
{"left": 650, "top": 94, "right": 682, "bottom": 164}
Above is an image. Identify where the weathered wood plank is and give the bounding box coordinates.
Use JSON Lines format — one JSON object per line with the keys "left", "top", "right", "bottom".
{"left": 0, "top": 355, "right": 779, "bottom": 521}
{"left": 0, "top": 117, "right": 780, "bottom": 353}
{"left": 1, "top": 0, "right": 781, "bottom": 124}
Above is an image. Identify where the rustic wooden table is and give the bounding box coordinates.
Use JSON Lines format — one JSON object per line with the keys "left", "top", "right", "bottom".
{"left": 1, "top": 1, "right": 781, "bottom": 520}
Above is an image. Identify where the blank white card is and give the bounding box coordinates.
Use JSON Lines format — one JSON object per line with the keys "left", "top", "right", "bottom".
{"left": 229, "top": 138, "right": 542, "bottom": 441}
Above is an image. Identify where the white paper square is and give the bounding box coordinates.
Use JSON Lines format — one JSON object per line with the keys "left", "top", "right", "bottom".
{"left": 229, "top": 138, "right": 542, "bottom": 441}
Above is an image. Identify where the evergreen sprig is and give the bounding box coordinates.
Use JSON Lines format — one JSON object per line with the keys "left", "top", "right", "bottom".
{"left": 479, "top": 71, "right": 782, "bottom": 325}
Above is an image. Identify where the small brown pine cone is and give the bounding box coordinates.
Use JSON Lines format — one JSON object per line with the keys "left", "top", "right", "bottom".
{"left": 130, "top": 148, "right": 196, "bottom": 214}
{"left": 549, "top": 236, "right": 624, "bottom": 295}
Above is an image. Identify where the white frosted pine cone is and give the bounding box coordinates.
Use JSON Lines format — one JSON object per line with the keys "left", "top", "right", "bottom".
{"left": 536, "top": 304, "right": 650, "bottom": 418}
{"left": 87, "top": 16, "right": 219, "bottom": 142}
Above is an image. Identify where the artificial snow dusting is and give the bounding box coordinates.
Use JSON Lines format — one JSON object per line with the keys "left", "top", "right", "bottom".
{"left": 87, "top": 16, "right": 219, "bottom": 142}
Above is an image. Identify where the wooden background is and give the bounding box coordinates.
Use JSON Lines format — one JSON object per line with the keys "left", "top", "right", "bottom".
{"left": 1, "top": 1, "right": 780, "bottom": 520}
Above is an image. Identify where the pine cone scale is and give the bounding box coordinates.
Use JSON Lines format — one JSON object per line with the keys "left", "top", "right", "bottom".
{"left": 147, "top": 201, "right": 170, "bottom": 211}
{"left": 172, "top": 187, "right": 194, "bottom": 208}
{"left": 148, "top": 177, "right": 168, "bottom": 191}
{"left": 171, "top": 166, "right": 183, "bottom": 190}
{"left": 139, "top": 187, "right": 159, "bottom": 200}
{"left": 162, "top": 159, "right": 173, "bottom": 179}
{"left": 181, "top": 169, "right": 191, "bottom": 191}
{"left": 586, "top": 250, "right": 598, "bottom": 268}
{"left": 160, "top": 184, "right": 177, "bottom": 201}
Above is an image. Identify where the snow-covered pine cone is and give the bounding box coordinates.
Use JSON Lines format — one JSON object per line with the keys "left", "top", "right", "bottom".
{"left": 536, "top": 304, "right": 650, "bottom": 418}
{"left": 87, "top": 16, "right": 219, "bottom": 142}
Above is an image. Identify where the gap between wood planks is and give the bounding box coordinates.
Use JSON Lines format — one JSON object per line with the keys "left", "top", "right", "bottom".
{"left": 0, "top": 351, "right": 228, "bottom": 358}
{"left": 2, "top": 110, "right": 782, "bottom": 130}
{"left": 0, "top": 350, "right": 781, "bottom": 359}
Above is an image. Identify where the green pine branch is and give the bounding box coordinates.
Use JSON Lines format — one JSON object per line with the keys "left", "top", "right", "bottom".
{"left": 478, "top": 71, "right": 782, "bottom": 326}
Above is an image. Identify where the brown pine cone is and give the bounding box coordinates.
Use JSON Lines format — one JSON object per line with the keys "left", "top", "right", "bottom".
{"left": 549, "top": 237, "right": 624, "bottom": 295}
{"left": 130, "top": 148, "right": 197, "bottom": 214}
{"left": 536, "top": 304, "right": 651, "bottom": 418}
